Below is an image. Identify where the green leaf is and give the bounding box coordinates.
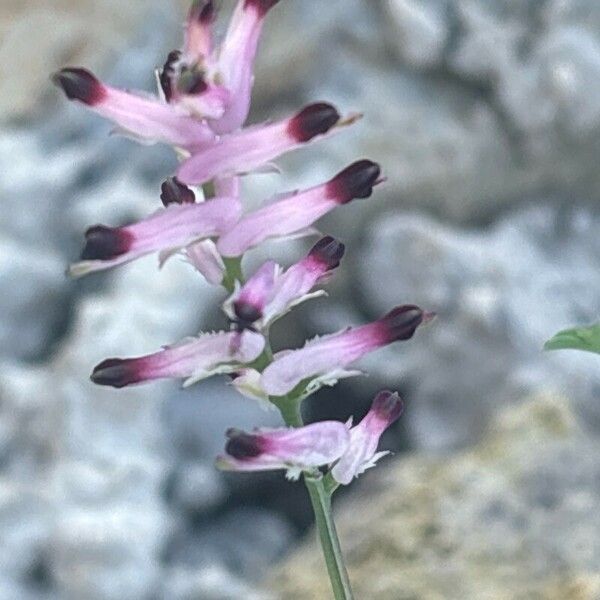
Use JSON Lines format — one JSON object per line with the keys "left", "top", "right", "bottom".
{"left": 544, "top": 323, "right": 600, "bottom": 355}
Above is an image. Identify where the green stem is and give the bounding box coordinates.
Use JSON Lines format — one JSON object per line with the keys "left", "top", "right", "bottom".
{"left": 278, "top": 397, "right": 354, "bottom": 599}
{"left": 304, "top": 476, "right": 354, "bottom": 600}
{"left": 221, "top": 256, "right": 244, "bottom": 293}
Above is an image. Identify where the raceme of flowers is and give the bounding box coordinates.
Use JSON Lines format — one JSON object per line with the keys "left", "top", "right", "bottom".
{"left": 53, "top": 0, "right": 433, "bottom": 486}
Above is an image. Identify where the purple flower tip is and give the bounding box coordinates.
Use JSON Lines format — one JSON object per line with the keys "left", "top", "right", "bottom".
{"left": 287, "top": 103, "right": 340, "bottom": 142}
{"left": 379, "top": 304, "right": 427, "bottom": 342}
{"left": 91, "top": 358, "right": 140, "bottom": 388}
{"left": 52, "top": 68, "right": 105, "bottom": 106}
{"left": 371, "top": 390, "right": 404, "bottom": 422}
{"left": 190, "top": 0, "right": 216, "bottom": 23}
{"left": 308, "top": 236, "right": 345, "bottom": 270}
{"left": 159, "top": 50, "right": 182, "bottom": 102}
{"left": 326, "top": 160, "right": 382, "bottom": 204}
{"left": 80, "top": 225, "right": 133, "bottom": 261}
{"left": 160, "top": 177, "right": 195, "bottom": 206}
{"left": 225, "top": 430, "right": 265, "bottom": 458}
{"left": 233, "top": 301, "right": 263, "bottom": 325}
{"left": 244, "top": 0, "right": 281, "bottom": 17}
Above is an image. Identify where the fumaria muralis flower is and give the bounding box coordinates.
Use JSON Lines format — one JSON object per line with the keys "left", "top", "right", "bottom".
{"left": 331, "top": 390, "right": 404, "bottom": 485}
{"left": 217, "top": 160, "right": 381, "bottom": 257}
{"left": 177, "top": 103, "right": 360, "bottom": 185}
{"left": 224, "top": 236, "right": 345, "bottom": 329}
{"left": 216, "top": 420, "right": 350, "bottom": 479}
{"left": 70, "top": 195, "right": 241, "bottom": 277}
{"left": 260, "top": 305, "right": 434, "bottom": 397}
{"left": 52, "top": 0, "right": 283, "bottom": 149}
{"left": 91, "top": 330, "right": 265, "bottom": 388}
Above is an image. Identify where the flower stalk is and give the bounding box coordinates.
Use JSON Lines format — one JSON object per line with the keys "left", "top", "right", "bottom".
{"left": 54, "top": 2, "right": 435, "bottom": 597}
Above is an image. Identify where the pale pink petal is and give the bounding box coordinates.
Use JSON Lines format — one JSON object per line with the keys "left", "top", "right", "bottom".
{"left": 91, "top": 330, "right": 265, "bottom": 388}
{"left": 53, "top": 68, "right": 215, "bottom": 151}
{"left": 178, "top": 103, "right": 360, "bottom": 185}
{"left": 331, "top": 391, "right": 403, "bottom": 485}
{"left": 185, "top": 239, "right": 225, "bottom": 285}
{"left": 224, "top": 261, "right": 280, "bottom": 324}
{"left": 211, "top": 0, "right": 281, "bottom": 133}
{"left": 185, "top": 0, "right": 217, "bottom": 59}
{"left": 70, "top": 197, "right": 241, "bottom": 277}
{"left": 260, "top": 305, "right": 429, "bottom": 396}
{"left": 216, "top": 421, "right": 350, "bottom": 475}
{"left": 217, "top": 160, "right": 381, "bottom": 257}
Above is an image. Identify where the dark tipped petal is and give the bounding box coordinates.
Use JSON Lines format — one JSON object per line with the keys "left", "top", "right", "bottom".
{"left": 190, "top": 0, "right": 216, "bottom": 23}
{"left": 371, "top": 391, "right": 404, "bottom": 422}
{"left": 159, "top": 50, "right": 182, "bottom": 102}
{"left": 308, "top": 236, "right": 345, "bottom": 270}
{"left": 52, "top": 68, "right": 105, "bottom": 105}
{"left": 326, "top": 160, "right": 382, "bottom": 204}
{"left": 160, "top": 177, "right": 196, "bottom": 206}
{"left": 380, "top": 305, "right": 428, "bottom": 342}
{"left": 177, "top": 66, "right": 209, "bottom": 95}
{"left": 225, "top": 430, "right": 265, "bottom": 458}
{"left": 234, "top": 301, "right": 263, "bottom": 325}
{"left": 91, "top": 358, "right": 142, "bottom": 388}
{"left": 80, "top": 225, "right": 133, "bottom": 261}
{"left": 244, "top": 0, "right": 281, "bottom": 17}
{"left": 287, "top": 103, "right": 340, "bottom": 142}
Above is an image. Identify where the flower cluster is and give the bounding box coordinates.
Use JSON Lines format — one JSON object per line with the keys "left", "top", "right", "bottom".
{"left": 54, "top": 0, "right": 433, "bottom": 486}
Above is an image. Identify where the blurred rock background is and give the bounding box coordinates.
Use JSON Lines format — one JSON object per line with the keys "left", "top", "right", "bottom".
{"left": 1, "top": 0, "right": 600, "bottom": 598}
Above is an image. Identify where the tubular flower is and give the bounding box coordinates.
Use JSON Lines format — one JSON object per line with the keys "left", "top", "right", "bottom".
{"left": 261, "top": 305, "right": 434, "bottom": 397}
{"left": 91, "top": 330, "right": 265, "bottom": 389}
{"left": 217, "top": 160, "right": 381, "bottom": 257}
{"left": 177, "top": 103, "right": 361, "bottom": 185}
{"left": 216, "top": 421, "right": 350, "bottom": 480}
{"left": 224, "top": 236, "right": 345, "bottom": 329}
{"left": 52, "top": 68, "right": 217, "bottom": 151}
{"left": 70, "top": 195, "right": 241, "bottom": 277}
{"left": 52, "top": 0, "right": 283, "bottom": 151}
{"left": 331, "top": 391, "right": 404, "bottom": 485}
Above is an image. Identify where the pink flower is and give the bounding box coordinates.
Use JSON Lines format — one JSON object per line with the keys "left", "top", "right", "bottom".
{"left": 52, "top": 0, "right": 283, "bottom": 150}
{"left": 260, "top": 305, "right": 434, "bottom": 397}
{"left": 52, "top": 68, "right": 217, "bottom": 151}
{"left": 217, "top": 160, "right": 381, "bottom": 257}
{"left": 331, "top": 391, "right": 403, "bottom": 485}
{"left": 211, "top": 0, "right": 283, "bottom": 133}
{"left": 69, "top": 194, "right": 241, "bottom": 277}
{"left": 177, "top": 103, "right": 360, "bottom": 185}
{"left": 224, "top": 236, "right": 345, "bottom": 328}
{"left": 91, "top": 330, "right": 265, "bottom": 388}
{"left": 216, "top": 421, "right": 350, "bottom": 480}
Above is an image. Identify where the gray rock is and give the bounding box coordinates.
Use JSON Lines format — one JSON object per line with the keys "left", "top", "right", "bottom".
{"left": 270, "top": 395, "right": 600, "bottom": 599}
{"left": 162, "top": 564, "right": 270, "bottom": 600}
{"left": 169, "top": 508, "right": 294, "bottom": 580}
{"left": 168, "top": 460, "right": 227, "bottom": 516}
{"left": 355, "top": 204, "right": 600, "bottom": 449}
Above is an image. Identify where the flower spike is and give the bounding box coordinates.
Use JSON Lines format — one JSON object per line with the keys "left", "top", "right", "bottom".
{"left": 217, "top": 160, "right": 380, "bottom": 257}
{"left": 52, "top": 68, "right": 216, "bottom": 151}
{"left": 212, "top": 0, "right": 282, "bottom": 133}
{"left": 70, "top": 196, "right": 241, "bottom": 277}
{"left": 331, "top": 391, "right": 403, "bottom": 485}
{"left": 91, "top": 330, "right": 265, "bottom": 388}
{"left": 261, "top": 305, "right": 434, "bottom": 397}
{"left": 177, "top": 103, "right": 361, "bottom": 185}
{"left": 216, "top": 421, "right": 350, "bottom": 479}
